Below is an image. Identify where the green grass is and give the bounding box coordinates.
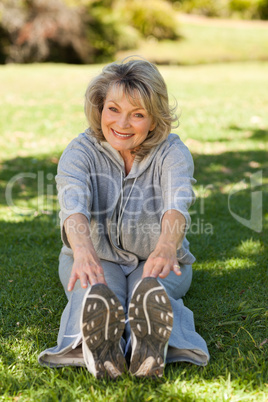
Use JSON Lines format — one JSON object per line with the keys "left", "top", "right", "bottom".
{"left": 117, "top": 17, "right": 268, "bottom": 65}
{"left": 0, "top": 61, "right": 267, "bottom": 401}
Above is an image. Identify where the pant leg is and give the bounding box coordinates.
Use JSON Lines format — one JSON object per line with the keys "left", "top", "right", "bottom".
{"left": 59, "top": 252, "right": 128, "bottom": 318}
{"left": 158, "top": 266, "right": 209, "bottom": 365}
{"left": 154, "top": 265, "right": 208, "bottom": 365}
{"left": 158, "top": 264, "right": 192, "bottom": 299}
{"left": 124, "top": 262, "right": 209, "bottom": 366}
{"left": 59, "top": 253, "right": 127, "bottom": 310}
{"left": 126, "top": 262, "right": 192, "bottom": 302}
{"left": 125, "top": 262, "right": 192, "bottom": 340}
{"left": 38, "top": 253, "right": 128, "bottom": 367}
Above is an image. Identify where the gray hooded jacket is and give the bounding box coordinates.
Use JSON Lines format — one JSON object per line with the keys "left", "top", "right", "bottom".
{"left": 56, "top": 131, "right": 196, "bottom": 272}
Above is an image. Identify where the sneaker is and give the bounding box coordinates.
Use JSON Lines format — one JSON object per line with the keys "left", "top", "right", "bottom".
{"left": 81, "top": 284, "right": 126, "bottom": 379}
{"left": 128, "top": 277, "right": 173, "bottom": 377}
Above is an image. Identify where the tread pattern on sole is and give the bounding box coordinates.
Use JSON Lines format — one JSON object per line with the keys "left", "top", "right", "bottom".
{"left": 81, "top": 284, "right": 126, "bottom": 379}
{"left": 128, "top": 277, "right": 173, "bottom": 377}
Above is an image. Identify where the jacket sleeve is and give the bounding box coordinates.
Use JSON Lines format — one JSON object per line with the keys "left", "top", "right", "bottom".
{"left": 160, "top": 140, "right": 196, "bottom": 233}
{"left": 56, "top": 141, "right": 93, "bottom": 248}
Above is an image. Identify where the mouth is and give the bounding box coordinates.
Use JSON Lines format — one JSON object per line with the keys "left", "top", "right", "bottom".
{"left": 112, "top": 129, "right": 134, "bottom": 139}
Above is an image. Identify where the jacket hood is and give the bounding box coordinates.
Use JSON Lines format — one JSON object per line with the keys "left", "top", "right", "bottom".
{"left": 85, "top": 129, "right": 165, "bottom": 179}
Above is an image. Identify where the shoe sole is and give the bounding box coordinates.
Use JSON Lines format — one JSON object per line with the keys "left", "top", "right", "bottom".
{"left": 128, "top": 277, "right": 173, "bottom": 377}
{"left": 81, "top": 284, "right": 126, "bottom": 379}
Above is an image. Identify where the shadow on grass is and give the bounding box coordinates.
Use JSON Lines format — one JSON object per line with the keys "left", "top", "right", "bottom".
{"left": 0, "top": 154, "right": 59, "bottom": 209}
{"left": 204, "top": 126, "right": 268, "bottom": 142}
{"left": 193, "top": 148, "right": 267, "bottom": 185}
{"left": 0, "top": 148, "right": 267, "bottom": 391}
{"left": 229, "top": 125, "right": 268, "bottom": 141}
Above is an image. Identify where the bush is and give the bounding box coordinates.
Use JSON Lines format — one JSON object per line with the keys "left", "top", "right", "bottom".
{"left": 117, "top": 0, "right": 180, "bottom": 40}
{"left": 229, "top": 0, "right": 268, "bottom": 19}
{"left": 229, "top": 0, "right": 262, "bottom": 19}
{"left": 0, "top": 0, "right": 180, "bottom": 64}
{"left": 0, "top": 0, "right": 142, "bottom": 63}
{"left": 172, "top": 0, "right": 268, "bottom": 19}
{"left": 0, "top": 6, "right": 10, "bottom": 64}
{"left": 258, "top": 0, "right": 268, "bottom": 18}
{"left": 83, "top": 3, "right": 140, "bottom": 62}
{"left": 0, "top": 26, "right": 9, "bottom": 64}
{"left": 173, "top": 0, "right": 229, "bottom": 17}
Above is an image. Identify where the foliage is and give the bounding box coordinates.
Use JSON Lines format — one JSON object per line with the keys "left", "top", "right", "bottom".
{"left": 116, "top": 0, "right": 180, "bottom": 40}
{"left": 82, "top": 2, "right": 141, "bottom": 62}
{"left": 172, "top": 0, "right": 268, "bottom": 19}
{"left": 259, "top": 0, "right": 268, "bottom": 18}
{"left": 229, "top": 0, "right": 268, "bottom": 18}
{"left": 0, "top": 61, "right": 267, "bottom": 400}
{"left": 173, "top": 0, "right": 230, "bottom": 17}
{"left": 0, "top": 0, "right": 180, "bottom": 64}
{"left": 0, "top": 24, "right": 9, "bottom": 64}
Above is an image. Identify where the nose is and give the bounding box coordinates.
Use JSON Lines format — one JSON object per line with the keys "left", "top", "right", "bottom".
{"left": 117, "top": 114, "right": 131, "bottom": 129}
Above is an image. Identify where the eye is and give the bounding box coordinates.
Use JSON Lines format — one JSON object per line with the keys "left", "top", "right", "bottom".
{"left": 109, "top": 107, "right": 118, "bottom": 112}
{"left": 134, "top": 113, "right": 144, "bottom": 118}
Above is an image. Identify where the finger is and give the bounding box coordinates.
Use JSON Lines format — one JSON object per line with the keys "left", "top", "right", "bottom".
{"left": 86, "top": 269, "right": 105, "bottom": 286}
{"left": 151, "top": 263, "right": 164, "bottom": 278}
{"left": 173, "top": 264, "right": 181, "bottom": 276}
{"left": 80, "top": 272, "right": 89, "bottom": 289}
{"left": 142, "top": 260, "right": 160, "bottom": 278}
{"left": 143, "top": 256, "right": 166, "bottom": 278}
{"left": 67, "top": 273, "right": 78, "bottom": 292}
{"left": 142, "top": 260, "right": 153, "bottom": 278}
{"left": 158, "top": 264, "right": 171, "bottom": 279}
{"left": 145, "top": 262, "right": 164, "bottom": 278}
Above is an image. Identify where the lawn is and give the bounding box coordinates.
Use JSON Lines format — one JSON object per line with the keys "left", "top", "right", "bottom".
{"left": 117, "top": 14, "right": 268, "bottom": 65}
{"left": 0, "top": 60, "right": 267, "bottom": 401}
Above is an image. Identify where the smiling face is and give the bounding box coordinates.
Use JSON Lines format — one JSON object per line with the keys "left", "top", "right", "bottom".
{"left": 101, "top": 85, "right": 155, "bottom": 165}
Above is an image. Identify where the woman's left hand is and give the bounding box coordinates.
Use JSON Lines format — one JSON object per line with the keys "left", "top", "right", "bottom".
{"left": 142, "top": 241, "right": 181, "bottom": 279}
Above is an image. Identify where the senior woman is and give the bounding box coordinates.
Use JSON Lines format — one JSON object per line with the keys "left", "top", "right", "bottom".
{"left": 39, "top": 58, "right": 209, "bottom": 378}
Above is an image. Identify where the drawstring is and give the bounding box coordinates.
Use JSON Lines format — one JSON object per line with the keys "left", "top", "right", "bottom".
{"left": 124, "top": 316, "right": 131, "bottom": 357}
{"left": 116, "top": 171, "right": 125, "bottom": 245}
{"left": 116, "top": 174, "right": 137, "bottom": 246}
{"left": 124, "top": 337, "right": 131, "bottom": 357}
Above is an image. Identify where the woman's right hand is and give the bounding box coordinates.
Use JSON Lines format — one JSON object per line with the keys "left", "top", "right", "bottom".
{"left": 68, "top": 246, "right": 107, "bottom": 291}
{"left": 63, "top": 214, "right": 107, "bottom": 291}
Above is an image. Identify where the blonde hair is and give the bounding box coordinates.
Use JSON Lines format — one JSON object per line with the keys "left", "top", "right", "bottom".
{"left": 84, "top": 57, "right": 178, "bottom": 159}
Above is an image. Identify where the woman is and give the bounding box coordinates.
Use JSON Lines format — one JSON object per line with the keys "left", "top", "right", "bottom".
{"left": 39, "top": 57, "right": 209, "bottom": 378}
